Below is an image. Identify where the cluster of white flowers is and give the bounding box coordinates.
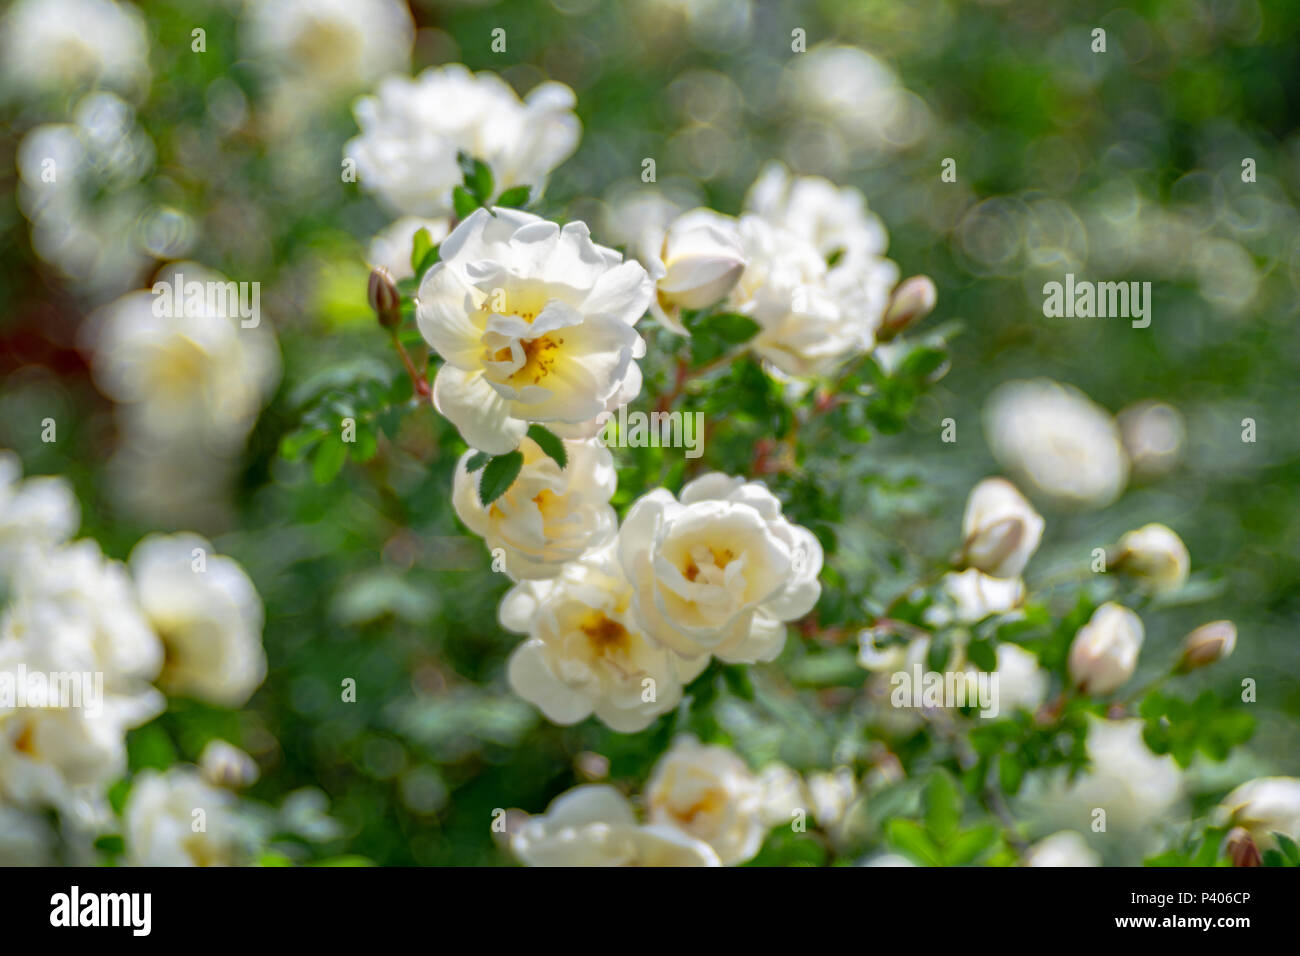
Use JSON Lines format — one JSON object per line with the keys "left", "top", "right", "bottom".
{"left": 0, "top": 0, "right": 150, "bottom": 101}
{"left": 0, "top": 450, "right": 267, "bottom": 862}
{"left": 512, "top": 734, "right": 856, "bottom": 867}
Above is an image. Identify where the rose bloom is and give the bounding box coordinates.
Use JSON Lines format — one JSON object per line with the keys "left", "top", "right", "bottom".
{"left": 0, "top": 0, "right": 150, "bottom": 100}
{"left": 645, "top": 736, "right": 766, "bottom": 865}
{"left": 346, "top": 65, "right": 580, "bottom": 217}
{"left": 1068, "top": 602, "right": 1143, "bottom": 695}
{"left": 417, "top": 208, "right": 652, "bottom": 454}
{"left": 643, "top": 208, "right": 746, "bottom": 335}
{"left": 0, "top": 450, "right": 80, "bottom": 578}
{"left": 513, "top": 784, "right": 720, "bottom": 867}
{"left": 1115, "top": 523, "right": 1189, "bottom": 593}
{"left": 617, "top": 473, "right": 823, "bottom": 663}
{"left": 124, "top": 768, "right": 242, "bottom": 866}
{"left": 452, "top": 437, "right": 617, "bottom": 580}
{"left": 1216, "top": 777, "right": 1300, "bottom": 850}
{"left": 984, "top": 379, "right": 1129, "bottom": 508}
{"left": 501, "top": 545, "right": 707, "bottom": 732}
{"left": 961, "top": 477, "right": 1044, "bottom": 579}
{"left": 129, "top": 533, "right": 267, "bottom": 707}
{"left": 367, "top": 217, "right": 450, "bottom": 281}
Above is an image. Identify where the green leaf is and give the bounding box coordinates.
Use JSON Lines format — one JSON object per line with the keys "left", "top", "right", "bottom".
{"left": 457, "top": 153, "right": 493, "bottom": 201}
{"left": 478, "top": 451, "right": 523, "bottom": 506}
{"left": 1274, "top": 833, "right": 1300, "bottom": 865}
{"left": 942, "top": 824, "right": 998, "bottom": 866}
{"left": 312, "top": 439, "right": 347, "bottom": 484}
{"left": 465, "top": 451, "right": 490, "bottom": 472}
{"left": 700, "top": 312, "right": 761, "bottom": 344}
{"left": 924, "top": 770, "right": 962, "bottom": 842}
{"left": 409, "top": 227, "right": 433, "bottom": 277}
{"left": 967, "top": 638, "right": 997, "bottom": 672}
{"left": 453, "top": 186, "right": 480, "bottom": 219}
{"left": 414, "top": 242, "right": 440, "bottom": 280}
{"left": 496, "top": 185, "right": 531, "bottom": 208}
{"left": 886, "top": 819, "right": 943, "bottom": 866}
{"left": 526, "top": 424, "right": 567, "bottom": 469}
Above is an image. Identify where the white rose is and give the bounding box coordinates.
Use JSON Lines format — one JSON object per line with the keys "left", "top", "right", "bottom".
{"left": 807, "top": 766, "right": 858, "bottom": 830}
{"left": 124, "top": 768, "right": 242, "bottom": 866}
{"left": 1216, "top": 777, "right": 1300, "bottom": 850}
{"left": 988, "top": 643, "right": 1049, "bottom": 713}
{"left": 617, "top": 473, "right": 823, "bottom": 663}
{"left": 346, "top": 66, "right": 580, "bottom": 217}
{"left": 645, "top": 208, "right": 746, "bottom": 335}
{"left": 0, "top": 450, "right": 79, "bottom": 577}
{"left": 1115, "top": 523, "right": 1190, "bottom": 593}
{"left": 1068, "top": 602, "right": 1143, "bottom": 695}
{"left": 984, "top": 379, "right": 1129, "bottom": 508}
{"left": 645, "top": 735, "right": 766, "bottom": 865}
{"left": 926, "top": 569, "right": 1025, "bottom": 627}
{"left": 1062, "top": 717, "right": 1181, "bottom": 834}
{"left": 86, "top": 263, "right": 281, "bottom": 449}
{"left": 961, "top": 477, "right": 1045, "bottom": 578}
{"left": 199, "top": 740, "right": 259, "bottom": 790}
{"left": 129, "top": 533, "right": 267, "bottom": 707}
{"left": 1117, "top": 400, "right": 1185, "bottom": 478}
{"left": 757, "top": 763, "right": 808, "bottom": 827}
{"left": 512, "top": 784, "right": 720, "bottom": 867}
{"left": 501, "top": 546, "right": 707, "bottom": 732}
{"left": 367, "top": 216, "right": 450, "bottom": 281}
{"left": 417, "top": 208, "right": 652, "bottom": 454}
{"left": 452, "top": 437, "right": 617, "bottom": 580}
{"left": 0, "top": 0, "right": 149, "bottom": 99}
{"left": 1024, "top": 831, "right": 1101, "bottom": 867}
{"left": 244, "top": 0, "right": 413, "bottom": 92}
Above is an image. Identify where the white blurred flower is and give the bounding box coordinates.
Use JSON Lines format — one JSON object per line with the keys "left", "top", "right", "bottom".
{"left": 512, "top": 784, "right": 720, "bottom": 866}
{"left": 645, "top": 735, "right": 765, "bottom": 865}
{"left": 366, "top": 217, "right": 451, "bottom": 281}
{"left": 500, "top": 545, "right": 707, "bottom": 732}
{"left": 1059, "top": 717, "right": 1181, "bottom": 833}
{"left": 984, "top": 379, "right": 1129, "bottom": 508}
{"left": 0, "top": 0, "right": 150, "bottom": 99}
{"left": 1025, "top": 830, "right": 1100, "bottom": 867}
{"left": 860, "top": 853, "right": 916, "bottom": 867}
{"left": 346, "top": 65, "right": 580, "bottom": 217}
{"left": 807, "top": 766, "right": 857, "bottom": 830}
{"left": 86, "top": 262, "right": 281, "bottom": 450}
{"left": 961, "top": 477, "right": 1044, "bottom": 579}
{"left": 1118, "top": 401, "right": 1185, "bottom": 478}
{"left": 0, "top": 451, "right": 79, "bottom": 578}
{"left": 1216, "top": 777, "right": 1300, "bottom": 850}
{"left": 244, "top": 0, "right": 413, "bottom": 92}
{"left": 987, "top": 643, "right": 1049, "bottom": 713}
{"left": 0, "top": 805, "right": 54, "bottom": 865}
{"left": 644, "top": 208, "right": 746, "bottom": 335}
{"left": 199, "top": 740, "right": 259, "bottom": 790}
{"left": 1178, "top": 620, "right": 1237, "bottom": 671}
{"left": 130, "top": 533, "right": 267, "bottom": 708}
{"left": 452, "top": 437, "right": 617, "bottom": 580}
{"left": 124, "top": 768, "right": 242, "bottom": 866}
{"left": 616, "top": 473, "right": 823, "bottom": 663}
{"left": 1115, "top": 523, "right": 1190, "bottom": 593}
{"left": 418, "top": 208, "right": 652, "bottom": 453}
{"left": 757, "top": 762, "right": 808, "bottom": 827}
{"left": 926, "top": 569, "right": 1025, "bottom": 627}
{"left": 1068, "top": 602, "right": 1143, "bottom": 695}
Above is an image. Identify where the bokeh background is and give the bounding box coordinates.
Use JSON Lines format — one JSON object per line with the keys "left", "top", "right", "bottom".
{"left": 1, "top": 0, "right": 1297, "bottom": 864}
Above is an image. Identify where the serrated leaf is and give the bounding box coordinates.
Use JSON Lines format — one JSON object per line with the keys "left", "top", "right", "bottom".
{"left": 886, "top": 819, "right": 943, "bottom": 866}
{"left": 478, "top": 451, "right": 523, "bottom": 506}
{"left": 465, "top": 451, "right": 490, "bottom": 472}
{"left": 453, "top": 186, "right": 479, "bottom": 219}
{"left": 526, "top": 424, "right": 567, "bottom": 469}
{"left": 496, "top": 185, "right": 531, "bottom": 208}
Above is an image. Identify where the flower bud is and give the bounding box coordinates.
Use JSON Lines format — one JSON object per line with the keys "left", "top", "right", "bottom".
{"left": 198, "top": 740, "right": 259, "bottom": 789}
{"left": 1177, "top": 620, "right": 1236, "bottom": 671}
{"left": 1114, "top": 523, "right": 1189, "bottom": 593}
{"left": 1068, "top": 602, "right": 1143, "bottom": 695}
{"left": 649, "top": 209, "right": 746, "bottom": 332}
{"left": 877, "top": 275, "right": 937, "bottom": 342}
{"left": 1226, "top": 827, "right": 1262, "bottom": 867}
{"left": 368, "top": 265, "right": 402, "bottom": 329}
{"left": 961, "top": 477, "right": 1045, "bottom": 578}
{"left": 1217, "top": 777, "right": 1300, "bottom": 851}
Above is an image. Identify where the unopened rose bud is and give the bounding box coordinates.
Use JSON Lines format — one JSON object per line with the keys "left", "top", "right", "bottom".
{"left": 198, "top": 740, "right": 259, "bottom": 789}
{"left": 1217, "top": 777, "right": 1300, "bottom": 851}
{"left": 1068, "top": 602, "right": 1143, "bottom": 695}
{"left": 1114, "top": 523, "right": 1189, "bottom": 593}
{"left": 368, "top": 265, "right": 402, "bottom": 329}
{"left": 648, "top": 209, "right": 746, "bottom": 334}
{"left": 961, "top": 477, "right": 1045, "bottom": 578}
{"left": 1226, "top": 827, "right": 1262, "bottom": 867}
{"left": 877, "top": 275, "right": 937, "bottom": 342}
{"left": 1178, "top": 620, "right": 1237, "bottom": 671}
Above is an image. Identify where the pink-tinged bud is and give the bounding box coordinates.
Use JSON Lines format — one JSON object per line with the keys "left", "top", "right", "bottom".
{"left": 1178, "top": 620, "right": 1237, "bottom": 671}
{"left": 1226, "top": 827, "right": 1262, "bottom": 867}
{"left": 961, "top": 477, "right": 1044, "bottom": 579}
{"left": 1067, "top": 603, "right": 1143, "bottom": 695}
{"left": 878, "top": 275, "right": 937, "bottom": 341}
{"left": 368, "top": 266, "right": 402, "bottom": 329}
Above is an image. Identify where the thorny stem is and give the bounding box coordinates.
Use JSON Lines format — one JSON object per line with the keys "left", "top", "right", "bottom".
{"left": 392, "top": 330, "right": 431, "bottom": 400}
